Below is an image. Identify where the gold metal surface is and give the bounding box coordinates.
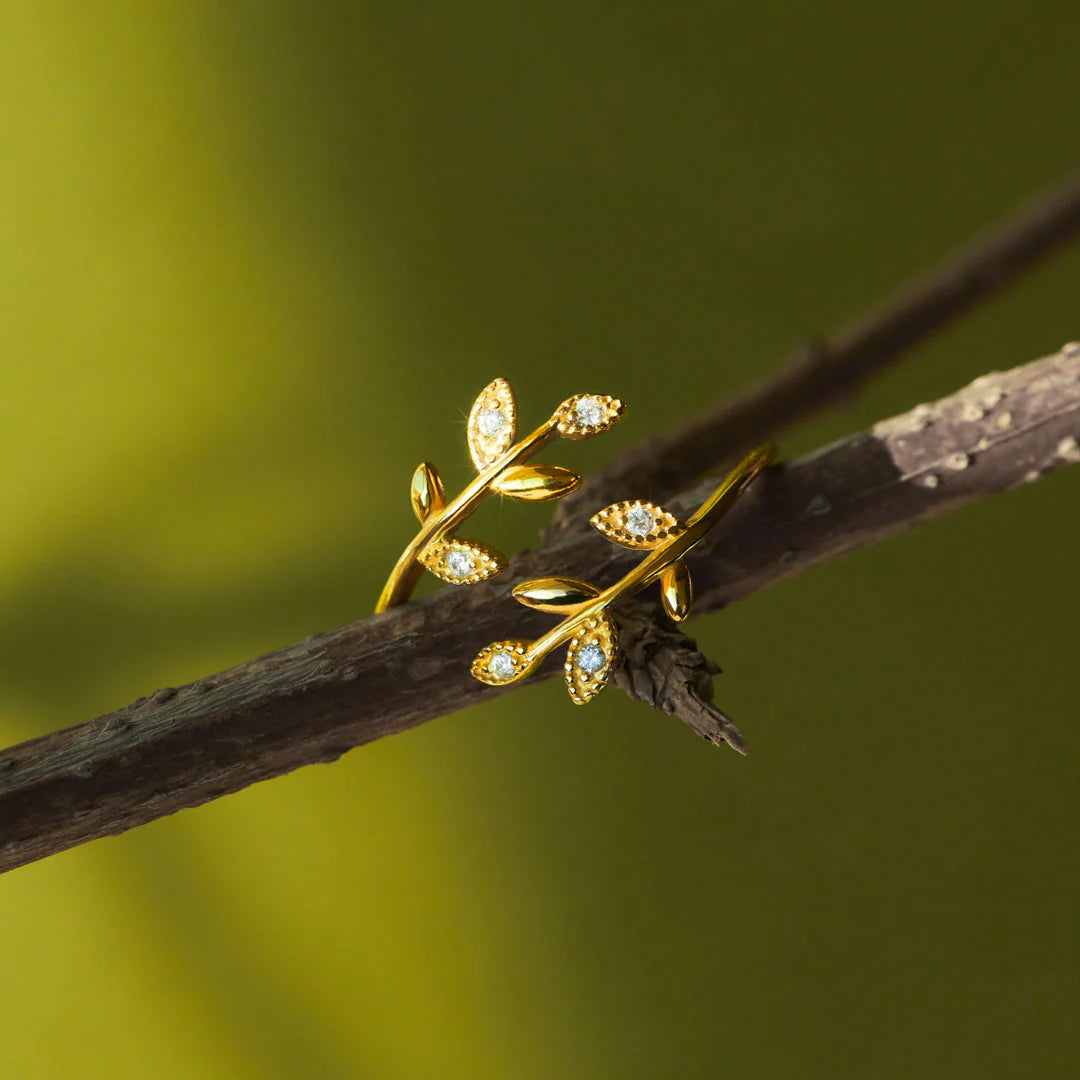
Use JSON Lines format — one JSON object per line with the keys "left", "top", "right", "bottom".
{"left": 471, "top": 442, "right": 776, "bottom": 703}
{"left": 375, "top": 379, "right": 626, "bottom": 613}
{"left": 660, "top": 559, "right": 692, "bottom": 622}
{"left": 589, "top": 499, "right": 684, "bottom": 550}
{"left": 418, "top": 537, "right": 507, "bottom": 585}
{"left": 512, "top": 576, "right": 601, "bottom": 614}
{"left": 467, "top": 377, "right": 518, "bottom": 470}
{"left": 565, "top": 613, "right": 619, "bottom": 704}
{"left": 410, "top": 462, "right": 446, "bottom": 523}
{"left": 491, "top": 464, "right": 582, "bottom": 500}
{"left": 552, "top": 394, "right": 625, "bottom": 439}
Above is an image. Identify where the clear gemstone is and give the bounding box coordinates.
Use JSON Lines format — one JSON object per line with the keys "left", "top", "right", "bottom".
{"left": 575, "top": 397, "right": 604, "bottom": 427}
{"left": 488, "top": 650, "right": 516, "bottom": 679}
{"left": 576, "top": 643, "right": 606, "bottom": 674}
{"left": 445, "top": 549, "right": 474, "bottom": 579}
{"left": 477, "top": 408, "right": 505, "bottom": 437}
{"left": 625, "top": 506, "right": 654, "bottom": 537}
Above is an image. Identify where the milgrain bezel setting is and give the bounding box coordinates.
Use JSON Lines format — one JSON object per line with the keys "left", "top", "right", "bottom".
{"left": 564, "top": 614, "right": 619, "bottom": 704}
{"left": 589, "top": 500, "right": 684, "bottom": 550}
{"left": 467, "top": 377, "right": 517, "bottom": 470}
{"left": 419, "top": 537, "right": 506, "bottom": 586}
{"left": 471, "top": 641, "right": 532, "bottom": 685}
{"left": 553, "top": 393, "right": 626, "bottom": 439}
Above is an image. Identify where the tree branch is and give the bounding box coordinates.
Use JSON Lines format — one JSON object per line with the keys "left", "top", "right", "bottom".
{"left": 2, "top": 345, "right": 1077, "bottom": 873}
{"left": 550, "top": 170, "right": 1080, "bottom": 531}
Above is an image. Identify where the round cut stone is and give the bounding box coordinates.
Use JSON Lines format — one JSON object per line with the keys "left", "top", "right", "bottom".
{"left": 576, "top": 643, "right": 606, "bottom": 674}
{"left": 575, "top": 397, "right": 604, "bottom": 427}
{"left": 488, "top": 650, "right": 516, "bottom": 679}
{"left": 625, "top": 505, "right": 654, "bottom": 537}
{"left": 445, "top": 549, "right": 475, "bottom": 579}
{"left": 477, "top": 408, "right": 506, "bottom": 437}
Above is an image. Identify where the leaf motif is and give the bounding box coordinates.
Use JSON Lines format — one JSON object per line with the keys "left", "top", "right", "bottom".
{"left": 491, "top": 463, "right": 581, "bottom": 501}
{"left": 590, "top": 500, "right": 684, "bottom": 550}
{"left": 419, "top": 537, "right": 507, "bottom": 585}
{"left": 471, "top": 640, "right": 532, "bottom": 685}
{"left": 552, "top": 393, "right": 625, "bottom": 439}
{"left": 467, "top": 378, "right": 517, "bottom": 471}
{"left": 513, "top": 576, "right": 601, "bottom": 614}
{"left": 564, "top": 613, "right": 618, "bottom": 704}
{"left": 410, "top": 462, "right": 446, "bottom": 523}
{"left": 660, "top": 559, "right": 693, "bottom": 622}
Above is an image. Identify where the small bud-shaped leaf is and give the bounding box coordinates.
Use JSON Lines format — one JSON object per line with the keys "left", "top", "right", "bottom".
{"left": 468, "top": 378, "right": 517, "bottom": 471}
{"left": 513, "top": 576, "right": 601, "bottom": 613}
{"left": 410, "top": 462, "right": 446, "bottom": 523}
{"left": 552, "top": 393, "right": 625, "bottom": 439}
{"left": 471, "top": 640, "right": 533, "bottom": 685}
{"left": 565, "top": 613, "right": 618, "bottom": 704}
{"left": 590, "top": 500, "right": 684, "bottom": 549}
{"left": 419, "top": 537, "right": 507, "bottom": 585}
{"left": 491, "top": 463, "right": 581, "bottom": 501}
{"left": 660, "top": 559, "right": 693, "bottom": 622}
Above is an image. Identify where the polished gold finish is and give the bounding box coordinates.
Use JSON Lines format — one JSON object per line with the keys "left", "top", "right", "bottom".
{"left": 375, "top": 378, "right": 626, "bottom": 612}
{"left": 512, "top": 576, "right": 601, "bottom": 613}
{"left": 659, "top": 559, "right": 692, "bottom": 622}
{"left": 471, "top": 443, "right": 776, "bottom": 703}
{"left": 491, "top": 463, "right": 582, "bottom": 501}
{"left": 410, "top": 462, "right": 446, "bottom": 523}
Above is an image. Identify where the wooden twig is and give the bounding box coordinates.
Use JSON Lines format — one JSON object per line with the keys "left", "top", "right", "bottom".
{"left": 2, "top": 346, "right": 1077, "bottom": 873}
{"left": 550, "top": 170, "right": 1080, "bottom": 530}
{"left": 612, "top": 604, "right": 747, "bottom": 753}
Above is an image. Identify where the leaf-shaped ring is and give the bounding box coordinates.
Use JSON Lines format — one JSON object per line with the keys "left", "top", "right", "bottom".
{"left": 471, "top": 443, "right": 776, "bottom": 703}
{"left": 375, "top": 378, "right": 626, "bottom": 612}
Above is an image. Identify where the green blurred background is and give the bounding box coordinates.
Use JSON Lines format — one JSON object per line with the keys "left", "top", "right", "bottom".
{"left": 2, "top": 3, "right": 1078, "bottom": 1077}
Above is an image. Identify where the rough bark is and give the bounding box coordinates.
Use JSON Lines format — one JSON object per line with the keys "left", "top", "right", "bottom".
{"left": 1, "top": 346, "right": 1077, "bottom": 874}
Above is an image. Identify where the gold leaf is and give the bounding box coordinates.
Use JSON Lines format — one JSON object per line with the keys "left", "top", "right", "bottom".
{"left": 467, "top": 378, "right": 517, "bottom": 471}
{"left": 410, "top": 461, "right": 446, "bottom": 523}
{"left": 491, "top": 463, "right": 581, "bottom": 501}
{"left": 564, "top": 613, "right": 618, "bottom": 704}
{"left": 471, "top": 640, "right": 532, "bottom": 686}
{"left": 419, "top": 537, "right": 507, "bottom": 585}
{"left": 589, "top": 500, "right": 684, "bottom": 549}
{"left": 552, "top": 393, "right": 625, "bottom": 439}
{"left": 660, "top": 559, "right": 693, "bottom": 622}
{"left": 513, "top": 576, "right": 601, "bottom": 613}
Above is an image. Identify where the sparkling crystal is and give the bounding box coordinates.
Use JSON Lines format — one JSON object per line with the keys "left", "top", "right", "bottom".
{"left": 575, "top": 397, "right": 604, "bottom": 427}
{"left": 625, "top": 505, "right": 654, "bottom": 537}
{"left": 488, "top": 650, "right": 516, "bottom": 679}
{"left": 477, "top": 408, "right": 505, "bottom": 437}
{"left": 576, "top": 642, "right": 606, "bottom": 674}
{"left": 445, "top": 549, "right": 474, "bottom": 579}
